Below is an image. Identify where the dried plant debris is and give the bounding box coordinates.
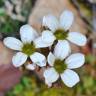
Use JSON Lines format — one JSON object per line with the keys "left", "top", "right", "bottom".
{"left": 70, "top": 0, "right": 94, "bottom": 31}
{"left": 1, "top": 0, "right": 33, "bottom": 21}
{"left": 0, "top": 0, "right": 35, "bottom": 37}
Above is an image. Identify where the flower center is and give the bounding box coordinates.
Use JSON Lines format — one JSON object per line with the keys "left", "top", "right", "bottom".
{"left": 54, "top": 59, "right": 67, "bottom": 74}
{"left": 54, "top": 29, "right": 68, "bottom": 40}
{"left": 22, "top": 43, "right": 36, "bottom": 56}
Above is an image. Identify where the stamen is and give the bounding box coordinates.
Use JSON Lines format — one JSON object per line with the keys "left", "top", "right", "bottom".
{"left": 22, "top": 43, "right": 35, "bottom": 56}
{"left": 54, "top": 59, "right": 67, "bottom": 73}
{"left": 54, "top": 29, "right": 68, "bottom": 40}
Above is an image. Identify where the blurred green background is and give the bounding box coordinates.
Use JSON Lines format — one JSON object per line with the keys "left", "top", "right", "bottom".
{"left": 0, "top": 0, "right": 96, "bottom": 96}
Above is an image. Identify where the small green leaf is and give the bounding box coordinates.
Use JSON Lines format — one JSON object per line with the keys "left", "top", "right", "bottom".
{"left": 0, "top": 8, "right": 5, "bottom": 16}
{"left": 13, "top": 84, "right": 23, "bottom": 94}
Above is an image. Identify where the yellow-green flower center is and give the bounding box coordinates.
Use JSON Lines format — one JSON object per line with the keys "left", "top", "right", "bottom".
{"left": 54, "top": 29, "right": 68, "bottom": 40}
{"left": 54, "top": 59, "right": 67, "bottom": 74}
{"left": 22, "top": 43, "right": 35, "bottom": 56}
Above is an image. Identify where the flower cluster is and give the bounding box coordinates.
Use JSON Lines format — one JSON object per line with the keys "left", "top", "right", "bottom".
{"left": 3, "top": 10, "right": 87, "bottom": 87}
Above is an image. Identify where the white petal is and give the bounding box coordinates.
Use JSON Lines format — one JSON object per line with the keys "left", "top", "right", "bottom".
{"left": 20, "top": 24, "right": 38, "bottom": 43}
{"left": 42, "top": 15, "right": 59, "bottom": 32}
{"left": 60, "top": 10, "right": 74, "bottom": 30}
{"left": 44, "top": 68, "right": 59, "bottom": 84}
{"left": 67, "top": 32, "right": 87, "bottom": 46}
{"left": 54, "top": 40, "right": 71, "bottom": 60}
{"left": 26, "top": 63, "right": 36, "bottom": 70}
{"left": 3, "top": 37, "right": 23, "bottom": 51}
{"left": 45, "top": 80, "right": 52, "bottom": 87}
{"left": 47, "top": 52, "right": 55, "bottom": 66}
{"left": 42, "top": 30, "right": 56, "bottom": 44}
{"left": 65, "top": 53, "right": 85, "bottom": 69}
{"left": 30, "top": 52, "right": 46, "bottom": 67}
{"left": 34, "top": 37, "right": 53, "bottom": 48}
{"left": 61, "top": 69, "right": 80, "bottom": 87}
{"left": 12, "top": 52, "right": 28, "bottom": 67}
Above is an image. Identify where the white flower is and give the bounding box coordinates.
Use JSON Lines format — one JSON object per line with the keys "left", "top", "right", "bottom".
{"left": 43, "top": 41, "right": 85, "bottom": 87}
{"left": 35, "top": 10, "right": 87, "bottom": 48}
{"left": 3, "top": 24, "right": 46, "bottom": 68}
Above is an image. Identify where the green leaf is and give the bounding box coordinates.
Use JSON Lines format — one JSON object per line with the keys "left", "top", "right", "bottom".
{"left": 0, "top": 8, "right": 5, "bottom": 16}
{"left": 13, "top": 84, "right": 23, "bottom": 94}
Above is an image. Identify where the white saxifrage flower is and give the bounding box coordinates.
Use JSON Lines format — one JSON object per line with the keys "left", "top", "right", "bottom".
{"left": 35, "top": 10, "right": 87, "bottom": 48}
{"left": 3, "top": 24, "right": 46, "bottom": 69}
{"left": 43, "top": 41, "right": 85, "bottom": 87}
